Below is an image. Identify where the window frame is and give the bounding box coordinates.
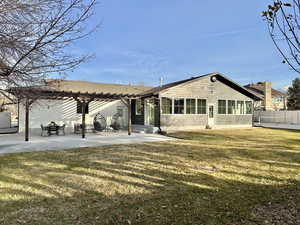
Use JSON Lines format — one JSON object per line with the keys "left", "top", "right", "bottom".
{"left": 227, "top": 100, "right": 236, "bottom": 115}
{"left": 236, "top": 100, "right": 245, "bottom": 115}
{"left": 245, "top": 101, "right": 253, "bottom": 114}
{"left": 186, "top": 98, "right": 196, "bottom": 114}
{"left": 174, "top": 98, "right": 185, "bottom": 114}
{"left": 161, "top": 97, "right": 173, "bottom": 115}
{"left": 197, "top": 99, "right": 207, "bottom": 114}
{"left": 135, "top": 99, "right": 143, "bottom": 115}
{"left": 218, "top": 100, "right": 227, "bottom": 114}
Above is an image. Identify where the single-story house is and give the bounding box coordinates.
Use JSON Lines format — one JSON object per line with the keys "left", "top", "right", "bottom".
{"left": 10, "top": 72, "right": 261, "bottom": 135}
{"left": 133, "top": 73, "right": 261, "bottom": 131}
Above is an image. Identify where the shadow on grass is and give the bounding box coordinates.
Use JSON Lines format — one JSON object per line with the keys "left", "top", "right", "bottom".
{"left": 0, "top": 128, "right": 300, "bottom": 225}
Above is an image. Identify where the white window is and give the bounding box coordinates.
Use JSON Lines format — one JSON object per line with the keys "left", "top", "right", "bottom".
{"left": 245, "top": 101, "right": 253, "bottom": 114}
{"left": 197, "top": 99, "right": 207, "bottom": 114}
{"left": 174, "top": 98, "right": 184, "bottom": 114}
{"left": 227, "top": 100, "right": 236, "bottom": 115}
{"left": 218, "top": 100, "right": 227, "bottom": 114}
{"left": 186, "top": 99, "right": 196, "bottom": 114}
{"left": 161, "top": 97, "right": 172, "bottom": 114}
{"left": 237, "top": 101, "right": 245, "bottom": 114}
{"left": 135, "top": 99, "right": 142, "bottom": 115}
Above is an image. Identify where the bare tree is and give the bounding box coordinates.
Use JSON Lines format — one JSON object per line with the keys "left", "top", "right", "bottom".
{"left": 0, "top": 0, "right": 98, "bottom": 89}
{"left": 262, "top": 1, "right": 300, "bottom": 73}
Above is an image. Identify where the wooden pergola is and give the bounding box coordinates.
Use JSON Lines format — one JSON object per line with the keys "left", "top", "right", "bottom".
{"left": 8, "top": 88, "right": 140, "bottom": 141}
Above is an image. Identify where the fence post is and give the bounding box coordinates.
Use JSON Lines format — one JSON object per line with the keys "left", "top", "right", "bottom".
{"left": 284, "top": 111, "right": 287, "bottom": 124}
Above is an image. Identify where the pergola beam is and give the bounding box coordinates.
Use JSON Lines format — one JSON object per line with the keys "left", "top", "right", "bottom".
{"left": 7, "top": 87, "right": 140, "bottom": 139}
{"left": 25, "top": 98, "right": 29, "bottom": 142}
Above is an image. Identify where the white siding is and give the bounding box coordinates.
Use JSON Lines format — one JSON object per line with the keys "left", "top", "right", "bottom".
{"left": 159, "top": 76, "right": 254, "bottom": 130}
{"left": 19, "top": 99, "right": 128, "bottom": 134}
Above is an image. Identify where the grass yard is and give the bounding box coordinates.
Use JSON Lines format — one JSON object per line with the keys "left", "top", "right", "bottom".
{"left": 1, "top": 128, "right": 300, "bottom": 225}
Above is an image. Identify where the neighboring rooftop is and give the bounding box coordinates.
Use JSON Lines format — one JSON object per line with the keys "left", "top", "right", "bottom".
{"left": 244, "top": 82, "right": 287, "bottom": 98}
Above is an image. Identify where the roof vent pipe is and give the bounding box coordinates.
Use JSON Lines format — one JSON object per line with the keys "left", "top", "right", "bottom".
{"left": 160, "top": 77, "right": 164, "bottom": 87}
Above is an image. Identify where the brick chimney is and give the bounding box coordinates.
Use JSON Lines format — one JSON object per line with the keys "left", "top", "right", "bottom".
{"left": 264, "top": 81, "right": 273, "bottom": 111}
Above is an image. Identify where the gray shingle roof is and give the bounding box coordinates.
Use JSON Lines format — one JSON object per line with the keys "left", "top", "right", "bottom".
{"left": 46, "top": 80, "right": 153, "bottom": 95}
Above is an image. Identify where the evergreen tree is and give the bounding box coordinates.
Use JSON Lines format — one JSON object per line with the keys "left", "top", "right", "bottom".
{"left": 287, "top": 78, "right": 300, "bottom": 110}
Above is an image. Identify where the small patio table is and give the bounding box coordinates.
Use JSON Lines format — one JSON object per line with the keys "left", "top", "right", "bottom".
{"left": 47, "top": 123, "right": 59, "bottom": 136}
{"left": 41, "top": 122, "right": 65, "bottom": 136}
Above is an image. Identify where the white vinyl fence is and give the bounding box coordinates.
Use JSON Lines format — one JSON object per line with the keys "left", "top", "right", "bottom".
{"left": 254, "top": 111, "right": 300, "bottom": 130}
{"left": 0, "top": 112, "right": 11, "bottom": 128}
{"left": 254, "top": 111, "right": 300, "bottom": 124}
{"left": 0, "top": 112, "right": 18, "bottom": 134}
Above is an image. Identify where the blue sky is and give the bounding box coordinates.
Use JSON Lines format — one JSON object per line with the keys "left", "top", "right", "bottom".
{"left": 69, "top": 0, "right": 296, "bottom": 89}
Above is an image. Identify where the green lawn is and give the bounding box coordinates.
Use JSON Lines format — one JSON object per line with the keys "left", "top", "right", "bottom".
{"left": 1, "top": 128, "right": 300, "bottom": 225}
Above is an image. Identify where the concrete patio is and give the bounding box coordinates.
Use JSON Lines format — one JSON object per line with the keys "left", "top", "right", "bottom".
{"left": 0, "top": 132, "right": 174, "bottom": 155}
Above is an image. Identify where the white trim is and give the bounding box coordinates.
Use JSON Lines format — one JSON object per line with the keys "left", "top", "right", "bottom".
{"left": 144, "top": 99, "right": 155, "bottom": 126}
{"left": 173, "top": 98, "right": 185, "bottom": 115}
{"left": 172, "top": 98, "right": 174, "bottom": 114}
{"left": 160, "top": 97, "right": 173, "bottom": 115}
{"left": 195, "top": 98, "right": 198, "bottom": 114}
{"left": 208, "top": 103, "right": 215, "bottom": 126}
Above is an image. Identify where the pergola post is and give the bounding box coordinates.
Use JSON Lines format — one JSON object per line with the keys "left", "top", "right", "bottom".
{"left": 121, "top": 98, "right": 132, "bottom": 136}
{"left": 25, "top": 98, "right": 29, "bottom": 142}
{"left": 74, "top": 97, "right": 93, "bottom": 139}
{"left": 17, "top": 99, "right": 20, "bottom": 133}
{"left": 157, "top": 97, "right": 161, "bottom": 133}
{"left": 128, "top": 98, "right": 132, "bottom": 136}
{"left": 81, "top": 101, "right": 86, "bottom": 139}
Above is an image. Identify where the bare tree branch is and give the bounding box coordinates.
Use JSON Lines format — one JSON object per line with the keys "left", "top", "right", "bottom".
{"left": 0, "top": 0, "right": 98, "bottom": 89}
{"left": 262, "top": 0, "right": 300, "bottom": 73}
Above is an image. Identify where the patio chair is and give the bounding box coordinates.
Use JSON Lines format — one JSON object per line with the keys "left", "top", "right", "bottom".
{"left": 94, "top": 121, "right": 105, "bottom": 132}
{"left": 93, "top": 113, "right": 107, "bottom": 132}
{"left": 40, "top": 124, "right": 48, "bottom": 137}
{"left": 110, "top": 112, "right": 122, "bottom": 132}
{"left": 74, "top": 123, "right": 80, "bottom": 134}
{"left": 57, "top": 124, "right": 66, "bottom": 136}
